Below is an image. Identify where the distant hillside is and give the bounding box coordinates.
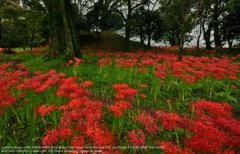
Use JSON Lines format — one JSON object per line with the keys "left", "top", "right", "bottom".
{"left": 78, "top": 31, "right": 149, "bottom": 51}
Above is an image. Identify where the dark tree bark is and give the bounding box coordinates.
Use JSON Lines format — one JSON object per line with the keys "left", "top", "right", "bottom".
{"left": 0, "top": 18, "right": 2, "bottom": 47}
{"left": 60, "top": 0, "right": 82, "bottom": 58}
{"left": 44, "top": 0, "right": 82, "bottom": 59}
{"left": 213, "top": 15, "right": 221, "bottom": 48}
{"left": 203, "top": 22, "right": 213, "bottom": 50}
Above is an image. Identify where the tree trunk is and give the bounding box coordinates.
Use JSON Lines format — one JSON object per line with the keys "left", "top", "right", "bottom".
{"left": 124, "top": 20, "right": 131, "bottom": 51}
{"left": 228, "top": 39, "right": 233, "bottom": 49}
{"left": 147, "top": 31, "right": 151, "bottom": 47}
{"left": 196, "top": 24, "right": 202, "bottom": 56}
{"left": 0, "top": 18, "right": 2, "bottom": 47}
{"left": 203, "top": 22, "right": 213, "bottom": 50}
{"left": 60, "top": 0, "right": 82, "bottom": 58}
{"left": 213, "top": 21, "right": 221, "bottom": 48}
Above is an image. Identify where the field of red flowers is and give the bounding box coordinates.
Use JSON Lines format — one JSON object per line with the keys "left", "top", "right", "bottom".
{"left": 0, "top": 47, "right": 240, "bottom": 153}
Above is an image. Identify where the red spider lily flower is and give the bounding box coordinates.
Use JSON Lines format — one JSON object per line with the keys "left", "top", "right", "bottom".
{"left": 139, "top": 93, "right": 146, "bottom": 98}
{"left": 159, "top": 141, "right": 180, "bottom": 154}
{"left": 59, "top": 73, "right": 66, "bottom": 78}
{"left": 192, "top": 100, "right": 233, "bottom": 118}
{"left": 82, "top": 81, "right": 93, "bottom": 87}
{"left": 155, "top": 111, "right": 181, "bottom": 130}
{"left": 109, "top": 106, "right": 123, "bottom": 117}
{"left": 154, "top": 71, "right": 166, "bottom": 79}
{"left": 129, "top": 130, "right": 146, "bottom": 146}
{"left": 71, "top": 135, "right": 84, "bottom": 147}
{"left": 93, "top": 129, "right": 116, "bottom": 146}
{"left": 35, "top": 71, "right": 42, "bottom": 75}
{"left": 59, "top": 114, "right": 72, "bottom": 127}
{"left": 113, "top": 84, "right": 129, "bottom": 90}
{"left": 59, "top": 127, "right": 72, "bottom": 140}
{"left": 186, "top": 121, "right": 228, "bottom": 153}
{"left": 42, "top": 129, "right": 59, "bottom": 146}
{"left": 98, "top": 58, "right": 112, "bottom": 67}
{"left": 136, "top": 112, "right": 158, "bottom": 134}
{"left": 181, "top": 74, "right": 196, "bottom": 84}
{"left": 109, "top": 101, "right": 132, "bottom": 117}
{"left": 74, "top": 57, "right": 84, "bottom": 65}
{"left": 35, "top": 104, "right": 56, "bottom": 117}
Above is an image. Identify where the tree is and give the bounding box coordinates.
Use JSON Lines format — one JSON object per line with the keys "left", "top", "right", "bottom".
{"left": 220, "top": 0, "right": 240, "bottom": 48}
{"left": 113, "top": 0, "right": 149, "bottom": 51}
{"left": 132, "top": 6, "right": 166, "bottom": 47}
{"left": 43, "top": 0, "right": 82, "bottom": 59}
{"left": 86, "top": 0, "right": 124, "bottom": 31}
{"left": 21, "top": 0, "right": 46, "bottom": 50}
{"left": 0, "top": 0, "right": 24, "bottom": 49}
{"left": 163, "top": 0, "right": 194, "bottom": 60}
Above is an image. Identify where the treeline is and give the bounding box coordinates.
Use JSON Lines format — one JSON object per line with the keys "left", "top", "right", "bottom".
{"left": 0, "top": 0, "right": 240, "bottom": 58}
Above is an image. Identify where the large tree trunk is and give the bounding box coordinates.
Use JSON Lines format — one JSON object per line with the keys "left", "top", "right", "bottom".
{"left": 60, "top": 0, "right": 82, "bottom": 58}
{"left": 196, "top": 24, "right": 202, "bottom": 56}
{"left": 124, "top": 20, "right": 131, "bottom": 51}
{"left": 44, "top": 0, "right": 82, "bottom": 59}
{"left": 203, "top": 22, "right": 213, "bottom": 50}
{"left": 0, "top": 19, "right": 2, "bottom": 47}
{"left": 213, "top": 22, "right": 222, "bottom": 48}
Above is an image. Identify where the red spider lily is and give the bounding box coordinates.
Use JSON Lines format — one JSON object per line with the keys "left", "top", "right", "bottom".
{"left": 113, "top": 84, "right": 129, "bottom": 90}
{"left": 82, "top": 81, "right": 93, "bottom": 87}
{"left": 191, "top": 100, "right": 232, "bottom": 118}
{"left": 71, "top": 135, "right": 84, "bottom": 147}
{"left": 137, "top": 67, "right": 147, "bottom": 73}
{"left": 109, "top": 105, "right": 123, "bottom": 117}
{"left": 159, "top": 142, "right": 180, "bottom": 154}
{"left": 136, "top": 112, "right": 158, "bottom": 134}
{"left": 98, "top": 58, "right": 112, "bottom": 67}
{"left": 113, "top": 84, "right": 138, "bottom": 101}
{"left": 139, "top": 93, "right": 146, "bottom": 98}
{"left": 42, "top": 129, "right": 59, "bottom": 146}
{"left": 181, "top": 74, "right": 196, "bottom": 84}
{"left": 109, "top": 101, "right": 132, "bottom": 117}
{"left": 154, "top": 71, "right": 167, "bottom": 79}
{"left": 35, "top": 104, "right": 57, "bottom": 117}
{"left": 93, "top": 129, "right": 116, "bottom": 146}
{"left": 155, "top": 111, "right": 181, "bottom": 130}
{"left": 0, "top": 92, "right": 17, "bottom": 107}
{"left": 59, "top": 127, "right": 73, "bottom": 140}
{"left": 115, "top": 58, "right": 136, "bottom": 68}
{"left": 59, "top": 114, "right": 72, "bottom": 127}
{"left": 57, "top": 77, "right": 89, "bottom": 98}
{"left": 74, "top": 57, "right": 84, "bottom": 65}
{"left": 129, "top": 129, "right": 146, "bottom": 146}
{"left": 186, "top": 121, "right": 228, "bottom": 153}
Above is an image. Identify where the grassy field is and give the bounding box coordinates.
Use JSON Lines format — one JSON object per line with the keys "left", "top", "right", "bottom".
{"left": 0, "top": 47, "right": 240, "bottom": 153}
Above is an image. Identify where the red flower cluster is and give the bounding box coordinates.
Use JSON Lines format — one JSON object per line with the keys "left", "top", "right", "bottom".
{"left": 115, "top": 58, "right": 137, "bottom": 68}
{"left": 17, "top": 69, "right": 61, "bottom": 93}
{"left": 109, "top": 101, "right": 132, "bottom": 117}
{"left": 0, "top": 62, "right": 29, "bottom": 115}
{"left": 155, "top": 111, "right": 181, "bottom": 130}
{"left": 186, "top": 100, "right": 240, "bottom": 152}
{"left": 35, "top": 104, "right": 57, "bottom": 117}
{"left": 42, "top": 129, "right": 59, "bottom": 146}
{"left": 98, "top": 58, "right": 112, "bottom": 67}
{"left": 113, "top": 84, "right": 138, "bottom": 101}
{"left": 129, "top": 129, "right": 146, "bottom": 146}
{"left": 135, "top": 112, "right": 158, "bottom": 134}
{"left": 56, "top": 77, "right": 89, "bottom": 98}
